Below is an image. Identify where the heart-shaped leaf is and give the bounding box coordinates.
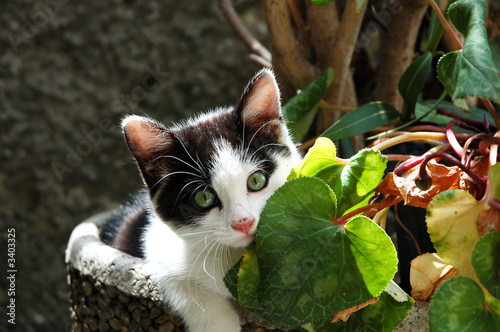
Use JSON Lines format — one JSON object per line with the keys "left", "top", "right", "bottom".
{"left": 289, "top": 137, "right": 387, "bottom": 217}
{"left": 472, "top": 232, "right": 500, "bottom": 300}
{"left": 437, "top": 0, "right": 500, "bottom": 111}
{"left": 255, "top": 177, "right": 397, "bottom": 328}
{"left": 429, "top": 276, "right": 500, "bottom": 332}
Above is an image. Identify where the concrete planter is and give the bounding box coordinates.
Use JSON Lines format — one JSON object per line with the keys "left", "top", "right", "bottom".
{"left": 65, "top": 211, "right": 290, "bottom": 332}
{"left": 66, "top": 211, "right": 429, "bottom": 332}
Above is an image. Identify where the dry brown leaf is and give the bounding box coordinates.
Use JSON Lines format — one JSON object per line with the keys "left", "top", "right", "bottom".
{"left": 410, "top": 253, "right": 458, "bottom": 301}
{"left": 377, "top": 159, "right": 461, "bottom": 208}
{"left": 460, "top": 156, "right": 489, "bottom": 197}
{"left": 331, "top": 297, "right": 379, "bottom": 323}
{"left": 477, "top": 208, "right": 500, "bottom": 235}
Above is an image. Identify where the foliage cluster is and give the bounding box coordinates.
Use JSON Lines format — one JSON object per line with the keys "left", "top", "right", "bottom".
{"left": 222, "top": 0, "right": 500, "bottom": 331}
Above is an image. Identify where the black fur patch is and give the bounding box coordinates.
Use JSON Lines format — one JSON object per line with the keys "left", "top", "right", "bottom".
{"left": 151, "top": 109, "right": 289, "bottom": 228}
{"left": 100, "top": 192, "right": 150, "bottom": 258}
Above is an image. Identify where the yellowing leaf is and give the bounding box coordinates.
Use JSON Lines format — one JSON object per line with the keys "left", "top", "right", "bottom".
{"left": 410, "top": 253, "right": 458, "bottom": 301}
{"left": 426, "top": 190, "right": 486, "bottom": 283}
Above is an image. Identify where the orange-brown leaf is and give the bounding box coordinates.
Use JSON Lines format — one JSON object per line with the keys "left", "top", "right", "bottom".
{"left": 477, "top": 208, "right": 500, "bottom": 235}
{"left": 377, "top": 159, "right": 461, "bottom": 208}
{"left": 331, "top": 297, "right": 379, "bottom": 323}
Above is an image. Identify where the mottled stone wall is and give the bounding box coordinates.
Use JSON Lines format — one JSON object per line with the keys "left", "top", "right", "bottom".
{"left": 0, "top": 0, "right": 266, "bottom": 330}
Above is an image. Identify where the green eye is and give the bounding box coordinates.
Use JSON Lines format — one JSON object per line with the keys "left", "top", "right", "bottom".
{"left": 247, "top": 171, "right": 267, "bottom": 192}
{"left": 193, "top": 188, "right": 217, "bottom": 209}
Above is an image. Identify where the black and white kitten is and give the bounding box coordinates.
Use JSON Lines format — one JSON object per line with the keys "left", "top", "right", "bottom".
{"left": 101, "top": 69, "right": 300, "bottom": 332}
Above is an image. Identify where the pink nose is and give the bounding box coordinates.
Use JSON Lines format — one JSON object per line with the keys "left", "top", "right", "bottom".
{"left": 231, "top": 218, "right": 255, "bottom": 235}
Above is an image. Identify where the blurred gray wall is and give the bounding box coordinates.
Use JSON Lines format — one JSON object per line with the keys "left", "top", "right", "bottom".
{"left": 0, "top": 0, "right": 267, "bottom": 330}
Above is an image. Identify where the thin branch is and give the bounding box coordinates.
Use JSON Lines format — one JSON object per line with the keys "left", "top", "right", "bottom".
{"left": 316, "top": 0, "right": 368, "bottom": 135}
{"left": 316, "top": 100, "right": 356, "bottom": 113}
{"left": 306, "top": 0, "right": 339, "bottom": 69}
{"left": 264, "top": 0, "right": 320, "bottom": 89}
{"left": 428, "top": 0, "right": 462, "bottom": 50}
{"left": 218, "top": 0, "right": 272, "bottom": 62}
{"left": 429, "top": 0, "right": 500, "bottom": 128}
{"left": 394, "top": 203, "right": 422, "bottom": 256}
{"left": 248, "top": 54, "right": 272, "bottom": 68}
{"left": 374, "top": 0, "right": 429, "bottom": 114}
{"left": 371, "top": 132, "right": 456, "bottom": 152}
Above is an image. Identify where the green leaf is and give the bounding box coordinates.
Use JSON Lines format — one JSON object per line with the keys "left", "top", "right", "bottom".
{"left": 425, "top": 1, "right": 445, "bottom": 54}
{"left": 290, "top": 138, "right": 387, "bottom": 217}
{"left": 237, "top": 244, "right": 262, "bottom": 309}
{"left": 472, "top": 232, "right": 500, "bottom": 300}
{"left": 426, "top": 190, "right": 482, "bottom": 280}
{"left": 437, "top": 0, "right": 500, "bottom": 111}
{"left": 488, "top": 163, "right": 500, "bottom": 201}
{"left": 312, "top": 0, "right": 335, "bottom": 5}
{"left": 333, "top": 149, "right": 388, "bottom": 216}
{"left": 315, "top": 284, "right": 413, "bottom": 332}
{"left": 492, "top": 43, "right": 500, "bottom": 72}
{"left": 415, "top": 100, "right": 495, "bottom": 127}
{"left": 398, "top": 52, "right": 433, "bottom": 121}
{"left": 283, "top": 68, "right": 334, "bottom": 142}
{"left": 256, "top": 178, "right": 397, "bottom": 328}
{"left": 288, "top": 137, "right": 347, "bottom": 182}
{"left": 429, "top": 276, "right": 500, "bottom": 332}
{"left": 321, "top": 102, "right": 400, "bottom": 141}
{"left": 224, "top": 258, "right": 241, "bottom": 299}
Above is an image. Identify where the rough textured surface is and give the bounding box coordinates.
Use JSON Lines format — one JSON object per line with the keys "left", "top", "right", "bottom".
{"left": 394, "top": 301, "right": 430, "bottom": 332}
{"left": 0, "top": 1, "right": 267, "bottom": 330}
{"left": 66, "top": 212, "right": 295, "bottom": 331}
{"left": 66, "top": 212, "right": 428, "bottom": 332}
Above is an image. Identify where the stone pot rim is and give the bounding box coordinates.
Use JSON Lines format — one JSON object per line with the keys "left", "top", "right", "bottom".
{"left": 66, "top": 210, "right": 162, "bottom": 301}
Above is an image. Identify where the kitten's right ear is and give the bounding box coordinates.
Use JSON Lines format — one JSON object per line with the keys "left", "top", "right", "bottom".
{"left": 122, "top": 115, "right": 173, "bottom": 189}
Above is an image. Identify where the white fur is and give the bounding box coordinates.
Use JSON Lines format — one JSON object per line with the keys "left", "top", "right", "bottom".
{"left": 141, "top": 131, "right": 300, "bottom": 332}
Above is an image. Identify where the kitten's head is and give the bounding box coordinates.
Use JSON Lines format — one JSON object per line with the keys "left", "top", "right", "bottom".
{"left": 122, "top": 69, "right": 300, "bottom": 248}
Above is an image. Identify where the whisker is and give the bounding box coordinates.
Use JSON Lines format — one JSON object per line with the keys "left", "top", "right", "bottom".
{"left": 179, "top": 230, "right": 216, "bottom": 237}
{"left": 151, "top": 171, "right": 204, "bottom": 190}
{"left": 249, "top": 142, "right": 287, "bottom": 161}
{"left": 176, "top": 137, "right": 210, "bottom": 179}
{"left": 188, "top": 236, "right": 218, "bottom": 310}
{"left": 171, "top": 181, "right": 205, "bottom": 213}
{"left": 244, "top": 119, "right": 281, "bottom": 159}
{"left": 153, "top": 155, "right": 204, "bottom": 176}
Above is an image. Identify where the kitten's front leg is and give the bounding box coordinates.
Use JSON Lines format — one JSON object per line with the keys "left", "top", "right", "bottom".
{"left": 164, "top": 280, "right": 241, "bottom": 332}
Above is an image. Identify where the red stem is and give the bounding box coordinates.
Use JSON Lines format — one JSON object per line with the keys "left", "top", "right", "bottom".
{"left": 447, "top": 121, "right": 464, "bottom": 157}
{"left": 437, "top": 109, "right": 497, "bottom": 132}
{"left": 394, "top": 156, "right": 426, "bottom": 176}
{"left": 419, "top": 152, "right": 486, "bottom": 190}
{"left": 481, "top": 99, "right": 500, "bottom": 130}
{"left": 335, "top": 195, "right": 403, "bottom": 225}
{"left": 489, "top": 199, "right": 500, "bottom": 212}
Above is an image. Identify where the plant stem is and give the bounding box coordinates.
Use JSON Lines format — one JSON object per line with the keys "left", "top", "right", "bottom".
{"left": 335, "top": 196, "right": 403, "bottom": 225}
{"left": 489, "top": 199, "right": 500, "bottom": 212}
{"left": 368, "top": 91, "right": 447, "bottom": 141}
{"left": 419, "top": 152, "right": 486, "bottom": 190}
{"left": 481, "top": 98, "right": 500, "bottom": 130}
{"left": 427, "top": 0, "right": 500, "bottom": 129}
{"left": 427, "top": 0, "right": 462, "bottom": 50}
{"left": 446, "top": 121, "right": 464, "bottom": 158}
{"left": 437, "top": 109, "right": 498, "bottom": 132}
{"left": 317, "top": 100, "right": 356, "bottom": 113}
{"left": 218, "top": 0, "right": 272, "bottom": 62}
{"left": 394, "top": 203, "right": 422, "bottom": 255}
{"left": 372, "top": 132, "right": 450, "bottom": 152}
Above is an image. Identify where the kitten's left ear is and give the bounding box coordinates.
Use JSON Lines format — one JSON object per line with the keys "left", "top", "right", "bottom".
{"left": 236, "top": 69, "right": 282, "bottom": 130}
